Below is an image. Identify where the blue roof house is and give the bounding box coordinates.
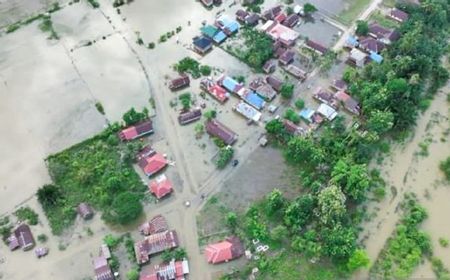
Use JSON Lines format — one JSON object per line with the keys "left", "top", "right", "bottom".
{"left": 243, "top": 91, "right": 265, "bottom": 110}
{"left": 370, "top": 52, "right": 383, "bottom": 63}
{"left": 213, "top": 31, "right": 227, "bottom": 44}
{"left": 299, "top": 108, "right": 315, "bottom": 123}
{"left": 221, "top": 76, "right": 241, "bottom": 93}
{"left": 193, "top": 36, "right": 213, "bottom": 54}
{"left": 346, "top": 36, "right": 359, "bottom": 48}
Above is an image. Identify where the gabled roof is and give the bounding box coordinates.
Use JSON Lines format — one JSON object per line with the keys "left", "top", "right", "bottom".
{"left": 219, "top": 76, "right": 242, "bottom": 93}
{"left": 138, "top": 153, "right": 168, "bottom": 177}
{"left": 77, "top": 202, "right": 94, "bottom": 220}
{"left": 139, "top": 215, "right": 169, "bottom": 236}
{"left": 255, "top": 84, "right": 277, "bottom": 101}
{"left": 313, "top": 87, "right": 339, "bottom": 108}
{"left": 334, "top": 91, "right": 360, "bottom": 115}
{"left": 368, "top": 23, "right": 400, "bottom": 42}
{"left": 213, "top": 31, "right": 227, "bottom": 43}
{"left": 236, "top": 9, "right": 249, "bottom": 21}
{"left": 234, "top": 101, "right": 262, "bottom": 122}
{"left": 13, "top": 224, "right": 35, "bottom": 251}
{"left": 262, "top": 5, "right": 282, "bottom": 20}
{"left": 305, "top": 39, "right": 328, "bottom": 55}
{"left": 299, "top": 108, "right": 315, "bottom": 122}
{"left": 266, "top": 75, "right": 283, "bottom": 91}
{"left": 359, "top": 37, "right": 385, "bottom": 53}
{"left": 94, "top": 256, "right": 114, "bottom": 280}
{"left": 245, "top": 13, "right": 259, "bottom": 26}
{"left": 201, "top": 25, "right": 219, "bottom": 38}
{"left": 178, "top": 109, "right": 202, "bottom": 125}
{"left": 193, "top": 36, "right": 213, "bottom": 51}
{"left": 140, "top": 260, "right": 189, "bottom": 280}
{"left": 205, "top": 119, "right": 237, "bottom": 145}
{"left": 317, "top": 103, "right": 338, "bottom": 121}
{"left": 279, "top": 49, "right": 295, "bottom": 65}
{"left": 169, "top": 75, "right": 190, "bottom": 90}
{"left": 119, "top": 120, "right": 153, "bottom": 141}
{"left": 370, "top": 52, "right": 383, "bottom": 63}
{"left": 205, "top": 236, "right": 243, "bottom": 264}
{"left": 242, "top": 90, "right": 265, "bottom": 110}
{"left": 201, "top": 77, "right": 229, "bottom": 103}
{"left": 150, "top": 174, "right": 173, "bottom": 199}
{"left": 331, "top": 79, "right": 347, "bottom": 91}
{"left": 282, "top": 13, "right": 300, "bottom": 27}
{"left": 135, "top": 230, "right": 179, "bottom": 264}
{"left": 389, "top": 8, "right": 409, "bottom": 22}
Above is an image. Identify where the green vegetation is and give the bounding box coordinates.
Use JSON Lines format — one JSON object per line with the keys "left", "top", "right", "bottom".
{"left": 0, "top": 217, "right": 12, "bottom": 245}
{"left": 284, "top": 108, "right": 300, "bottom": 124}
{"left": 439, "top": 237, "right": 449, "bottom": 248}
{"left": 370, "top": 195, "right": 431, "bottom": 279}
{"left": 204, "top": 110, "right": 217, "bottom": 120}
{"left": 14, "top": 207, "right": 39, "bottom": 225}
{"left": 161, "top": 248, "right": 187, "bottom": 262}
{"left": 39, "top": 123, "right": 146, "bottom": 235}
{"left": 242, "top": 0, "right": 264, "bottom": 13}
{"left": 122, "top": 107, "right": 149, "bottom": 126}
{"left": 440, "top": 157, "right": 450, "bottom": 180}
{"left": 147, "top": 42, "right": 155, "bottom": 49}
{"left": 95, "top": 102, "right": 105, "bottom": 115}
{"left": 338, "top": 0, "right": 371, "bottom": 25}
{"left": 280, "top": 83, "right": 294, "bottom": 99}
{"left": 178, "top": 93, "right": 192, "bottom": 110}
{"left": 369, "top": 11, "right": 400, "bottom": 29}
{"left": 294, "top": 99, "right": 305, "bottom": 109}
{"left": 112, "top": 0, "right": 133, "bottom": 8}
{"left": 303, "top": 3, "right": 318, "bottom": 16}
{"left": 230, "top": 27, "right": 273, "bottom": 71}
{"left": 355, "top": 20, "right": 369, "bottom": 36}
{"left": 37, "top": 234, "right": 48, "bottom": 243}
{"left": 38, "top": 16, "right": 59, "bottom": 40}
{"left": 199, "top": 65, "right": 212, "bottom": 76}
{"left": 319, "top": 51, "right": 337, "bottom": 74}
{"left": 87, "top": 0, "right": 100, "bottom": 8}
{"left": 216, "top": 147, "right": 234, "bottom": 169}
{"left": 213, "top": 137, "right": 226, "bottom": 148}
{"left": 126, "top": 268, "right": 139, "bottom": 280}
{"left": 175, "top": 57, "right": 211, "bottom": 78}
{"left": 431, "top": 257, "right": 450, "bottom": 279}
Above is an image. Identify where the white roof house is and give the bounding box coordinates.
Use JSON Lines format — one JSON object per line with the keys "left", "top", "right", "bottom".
{"left": 234, "top": 101, "right": 262, "bottom": 122}
{"left": 317, "top": 103, "right": 338, "bottom": 121}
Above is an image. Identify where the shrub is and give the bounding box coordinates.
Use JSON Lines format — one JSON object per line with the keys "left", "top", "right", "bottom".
{"left": 103, "top": 192, "right": 143, "bottom": 225}
{"left": 14, "top": 207, "right": 39, "bottom": 225}
{"left": 147, "top": 42, "right": 155, "bottom": 49}
{"left": 280, "top": 83, "right": 294, "bottom": 99}
{"left": 439, "top": 237, "right": 449, "bottom": 248}
{"left": 216, "top": 147, "right": 234, "bottom": 169}
{"left": 95, "top": 102, "right": 105, "bottom": 115}
{"left": 213, "top": 137, "right": 226, "bottom": 148}
{"left": 439, "top": 157, "right": 450, "bottom": 181}
{"left": 127, "top": 268, "right": 139, "bottom": 280}
{"left": 122, "top": 107, "right": 148, "bottom": 126}
{"left": 178, "top": 93, "right": 191, "bottom": 110}
{"left": 103, "top": 234, "right": 121, "bottom": 250}
{"left": 284, "top": 108, "right": 300, "bottom": 124}
{"left": 294, "top": 99, "right": 305, "bottom": 109}
{"left": 200, "top": 65, "right": 212, "bottom": 76}
{"left": 175, "top": 57, "right": 201, "bottom": 78}
{"left": 87, "top": 0, "right": 100, "bottom": 8}
{"left": 37, "top": 234, "right": 48, "bottom": 243}
{"left": 204, "top": 110, "right": 217, "bottom": 120}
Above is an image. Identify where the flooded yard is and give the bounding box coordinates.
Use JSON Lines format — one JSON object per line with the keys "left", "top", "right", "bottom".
{"left": 294, "top": 17, "right": 342, "bottom": 47}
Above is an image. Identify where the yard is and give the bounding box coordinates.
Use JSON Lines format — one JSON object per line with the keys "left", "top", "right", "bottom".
{"left": 42, "top": 125, "right": 147, "bottom": 235}
{"left": 338, "top": 0, "right": 372, "bottom": 25}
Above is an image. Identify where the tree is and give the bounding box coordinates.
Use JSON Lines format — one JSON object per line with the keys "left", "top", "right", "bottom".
{"left": 271, "top": 225, "right": 288, "bottom": 241}
{"left": 127, "top": 268, "right": 139, "bottom": 280}
{"left": 280, "top": 83, "right": 294, "bottom": 99}
{"left": 366, "top": 109, "right": 394, "bottom": 136}
{"left": 331, "top": 158, "right": 371, "bottom": 201}
{"left": 295, "top": 99, "right": 305, "bottom": 109}
{"left": 122, "top": 107, "right": 148, "bottom": 126}
{"left": 284, "top": 194, "right": 315, "bottom": 230}
{"left": 204, "top": 110, "right": 217, "bottom": 120}
{"left": 347, "top": 249, "right": 370, "bottom": 272}
{"left": 303, "top": 3, "right": 317, "bottom": 15}
{"left": 106, "top": 192, "right": 142, "bottom": 225}
{"left": 286, "top": 137, "right": 325, "bottom": 167}
{"left": 440, "top": 157, "right": 450, "bottom": 181}
{"left": 283, "top": 108, "right": 300, "bottom": 123}
{"left": 216, "top": 147, "right": 234, "bottom": 169}
{"left": 37, "top": 184, "right": 62, "bottom": 208}
{"left": 321, "top": 223, "right": 357, "bottom": 261}
{"left": 316, "top": 185, "right": 346, "bottom": 226}
{"left": 103, "top": 234, "right": 121, "bottom": 249}
{"left": 178, "top": 93, "right": 191, "bottom": 110}
{"left": 355, "top": 20, "right": 369, "bottom": 36}
{"left": 265, "top": 119, "right": 285, "bottom": 136}
{"left": 266, "top": 189, "right": 286, "bottom": 215}
{"left": 200, "top": 65, "right": 212, "bottom": 76}
{"left": 292, "top": 230, "right": 323, "bottom": 259}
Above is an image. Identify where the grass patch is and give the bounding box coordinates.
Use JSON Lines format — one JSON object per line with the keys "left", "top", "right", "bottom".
{"left": 382, "top": 0, "right": 396, "bottom": 8}
{"left": 39, "top": 124, "right": 146, "bottom": 235}
{"left": 338, "top": 0, "right": 371, "bottom": 25}
{"left": 368, "top": 11, "right": 399, "bottom": 29}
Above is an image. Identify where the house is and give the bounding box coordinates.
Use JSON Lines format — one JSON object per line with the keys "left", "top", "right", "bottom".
{"left": 245, "top": 13, "right": 259, "bottom": 26}
{"left": 136, "top": 146, "right": 156, "bottom": 162}
{"left": 388, "top": 8, "right": 409, "bottom": 23}
{"left": 358, "top": 37, "right": 385, "bottom": 54}
{"left": 139, "top": 215, "right": 168, "bottom": 236}
{"left": 262, "top": 60, "right": 276, "bottom": 73}
{"left": 10, "top": 224, "right": 35, "bottom": 251}
{"left": 168, "top": 75, "right": 190, "bottom": 90}
{"left": 266, "top": 75, "right": 283, "bottom": 92}
{"left": 313, "top": 88, "right": 339, "bottom": 109}
{"left": 348, "top": 48, "right": 368, "bottom": 68}
{"left": 274, "top": 45, "right": 288, "bottom": 58}
{"left": 282, "top": 13, "right": 300, "bottom": 28}
{"left": 274, "top": 12, "right": 287, "bottom": 23}
{"left": 200, "top": 77, "right": 229, "bottom": 103}
{"left": 249, "top": 77, "right": 265, "bottom": 91}
{"left": 140, "top": 259, "right": 189, "bottom": 280}
{"left": 138, "top": 152, "right": 168, "bottom": 177}
{"left": 100, "top": 244, "right": 111, "bottom": 260}
{"left": 317, "top": 103, "right": 338, "bottom": 121}
{"left": 305, "top": 40, "right": 328, "bottom": 55}
{"left": 178, "top": 108, "right": 202, "bottom": 125}
{"left": 345, "top": 35, "right": 359, "bottom": 48}
{"left": 299, "top": 108, "right": 315, "bottom": 123}
{"left": 236, "top": 9, "right": 249, "bottom": 22}
{"left": 201, "top": 25, "right": 219, "bottom": 39}
{"left": 233, "top": 101, "right": 262, "bottom": 122}
{"left": 331, "top": 79, "right": 348, "bottom": 92}
{"left": 284, "top": 64, "right": 307, "bottom": 81}
{"left": 260, "top": 20, "right": 300, "bottom": 47}
{"left": 239, "top": 89, "right": 266, "bottom": 110}
{"left": 134, "top": 230, "right": 179, "bottom": 264}
{"left": 279, "top": 49, "right": 295, "bottom": 65}
{"left": 119, "top": 120, "right": 154, "bottom": 141}
{"left": 255, "top": 84, "right": 277, "bottom": 101}
{"left": 262, "top": 5, "right": 282, "bottom": 21}
{"left": 368, "top": 23, "right": 400, "bottom": 44}
{"left": 193, "top": 36, "right": 213, "bottom": 54}
{"left": 215, "top": 15, "right": 240, "bottom": 36}
{"left": 205, "top": 119, "right": 237, "bottom": 145}
{"left": 93, "top": 256, "right": 114, "bottom": 280}
{"left": 77, "top": 202, "right": 94, "bottom": 220}
{"left": 149, "top": 174, "right": 173, "bottom": 199}
{"left": 218, "top": 75, "right": 243, "bottom": 94}
{"left": 334, "top": 91, "right": 360, "bottom": 115}
{"left": 204, "top": 236, "right": 244, "bottom": 264}
{"left": 200, "top": 0, "right": 213, "bottom": 7}
{"left": 283, "top": 120, "right": 305, "bottom": 136}
{"left": 213, "top": 31, "right": 227, "bottom": 44}
{"left": 369, "top": 52, "right": 383, "bottom": 63}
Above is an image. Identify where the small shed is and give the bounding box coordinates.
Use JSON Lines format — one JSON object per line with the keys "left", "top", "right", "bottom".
{"left": 77, "top": 203, "right": 94, "bottom": 220}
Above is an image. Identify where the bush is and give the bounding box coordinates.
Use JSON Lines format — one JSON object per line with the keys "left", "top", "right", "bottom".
{"left": 439, "top": 237, "right": 449, "bottom": 248}
{"left": 14, "top": 207, "right": 39, "bottom": 225}
{"left": 175, "top": 57, "right": 201, "bottom": 78}
{"left": 87, "top": 0, "right": 100, "bottom": 8}
{"left": 213, "top": 137, "right": 226, "bottom": 148}
{"left": 122, "top": 107, "right": 148, "bottom": 126}
{"left": 178, "top": 93, "right": 191, "bottom": 110}
{"left": 216, "top": 147, "right": 234, "bottom": 169}
{"left": 127, "top": 268, "right": 139, "bottom": 280}
{"left": 439, "top": 157, "right": 450, "bottom": 181}
{"left": 37, "top": 234, "right": 48, "bottom": 243}
{"left": 200, "top": 65, "right": 212, "bottom": 76}
{"left": 95, "top": 102, "right": 105, "bottom": 115}
{"left": 280, "top": 83, "right": 294, "bottom": 99}
{"left": 204, "top": 110, "right": 217, "bottom": 120}
{"left": 147, "top": 42, "right": 155, "bottom": 49}
{"left": 103, "top": 234, "right": 121, "bottom": 250}
{"left": 284, "top": 108, "right": 300, "bottom": 124}
{"left": 294, "top": 99, "right": 305, "bottom": 109}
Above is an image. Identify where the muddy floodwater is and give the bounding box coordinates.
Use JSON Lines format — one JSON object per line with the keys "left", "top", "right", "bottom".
{"left": 355, "top": 88, "right": 450, "bottom": 279}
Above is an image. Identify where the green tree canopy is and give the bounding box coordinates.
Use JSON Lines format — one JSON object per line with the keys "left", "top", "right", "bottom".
{"left": 105, "top": 192, "right": 142, "bottom": 225}
{"left": 316, "top": 185, "right": 346, "bottom": 226}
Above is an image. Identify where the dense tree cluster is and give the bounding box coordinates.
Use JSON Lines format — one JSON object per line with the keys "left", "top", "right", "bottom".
{"left": 237, "top": 27, "right": 274, "bottom": 70}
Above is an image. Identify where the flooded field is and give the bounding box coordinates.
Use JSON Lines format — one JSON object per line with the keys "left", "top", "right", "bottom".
{"left": 295, "top": 17, "right": 342, "bottom": 47}
{"left": 356, "top": 88, "right": 450, "bottom": 278}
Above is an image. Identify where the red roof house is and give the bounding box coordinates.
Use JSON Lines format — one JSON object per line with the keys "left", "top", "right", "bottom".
{"left": 140, "top": 259, "right": 189, "bottom": 280}
{"left": 200, "top": 77, "right": 229, "bottom": 103}
{"left": 205, "top": 119, "right": 238, "bottom": 145}
{"left": 138, "top": 153, "right": 168, "bottom": 177}
{"left": 169, "top": 75, "right": 190, "bottom": 91}
{"left": 178, "top": 109, "right": 202, "bottom": 125}
{"left": 119, "top": 120, "right": 154, "bottom": 141}
{"left": 139, "top": 215, "right": 169, "bottom": 236}
{"left": 135, "top": 230, "right": 179, "bottom": 264}
{"left": 204, "top": 236, "right": 244, "bottom": 264}
{"left": 149, "top": 174, "right": 173, "bottom": 199}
